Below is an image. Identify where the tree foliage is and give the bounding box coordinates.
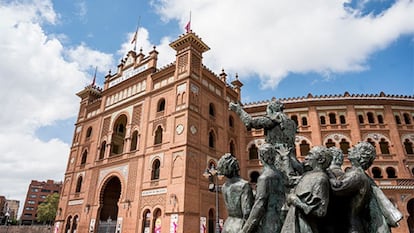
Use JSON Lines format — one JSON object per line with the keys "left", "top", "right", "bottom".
{"left": 36, "top": 193, "right": 59, "bottom": 224}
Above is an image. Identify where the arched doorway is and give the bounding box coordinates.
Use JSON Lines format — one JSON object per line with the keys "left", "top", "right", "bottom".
{"left": 141, "top": 209, "right": 151, "bottom": 233}
{"left": 64, "top": 216, "right": 72, "bottom": 233}
{"left": 408, "top": 198, "right": 414, "bottom": 233}
{"left": 97, "top": 177, "right": 122, "bottom": 233}
{"left": 208, "top": 208, "right": 215, "bottom": 233}
{"left": 153, "top": 208, "right": 162, "bottom": 233}
{"left": 71, "top": 215, "right": 78, "bottom": 233}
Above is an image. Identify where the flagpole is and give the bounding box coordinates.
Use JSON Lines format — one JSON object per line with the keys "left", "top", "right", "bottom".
{"left": 92, "top": 66, "right": 97, "bottom": 86}
{"left": 133, "top": 16, "right": 141, "bottom": 52}
{"left": 185, "top": 11, "right": 192, "bottom": 33}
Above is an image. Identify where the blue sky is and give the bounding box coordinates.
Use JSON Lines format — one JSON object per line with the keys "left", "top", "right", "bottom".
{"left": 0, "top": 0, "right": 413, "bottom": 216}
{"left": 48, "top": 0, "right": 413, "bottom": 102}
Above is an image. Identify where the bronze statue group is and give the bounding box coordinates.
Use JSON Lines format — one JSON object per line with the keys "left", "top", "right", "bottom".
{"left": 216, "top": 100, "right": 403, "bottom": 233}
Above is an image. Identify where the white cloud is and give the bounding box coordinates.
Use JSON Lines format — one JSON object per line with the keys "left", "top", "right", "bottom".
{"left": 151, "top": 0, "right": 414, "bottom": 88}
{"left": 1, "top": 0, "right": 413, "bottom": 218}
{"left": 0, "top": 0, "right": 85, "bottom": 133}
{"left": 0, "top": 0, "right": 114, "bottom": 213}
{"left": 0, "top": 133, "right": 68, "bottom": 205}
{"left": 65, "top": 43, "right": 114, "bottom": 73}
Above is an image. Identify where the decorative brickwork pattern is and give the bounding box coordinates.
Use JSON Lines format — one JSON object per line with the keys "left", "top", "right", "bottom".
{"left": 126, "top": 159, "right": 138, "bottom": 201}
{"left": 102, "top": 117, "right": 111, "bottom": 137}
{"left": 141, "top": 194, "right": 166, "bottom": 207}
{"left": 132, "top": 104, "right": 142, "bottom": 127}
{"left": 177, "top": 53, "right": 188, "bottom": 74}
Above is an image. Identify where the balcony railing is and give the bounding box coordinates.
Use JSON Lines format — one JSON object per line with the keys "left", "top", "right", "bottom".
{"left": 377, "top": 179, "right": 414, "bottom": 188}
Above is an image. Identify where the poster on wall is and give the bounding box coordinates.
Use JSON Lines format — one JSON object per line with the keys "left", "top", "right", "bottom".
{"left": 200, "top": 217, "right": 206, "bottom": 233}
{"left": 154, "top": 217, "right": 161, "bottom": 233}
{"left": 117, "top": 217, "right": 123, "bottom": 233}
{"left": 53, "top": 222, "right": 60, "bottom": 233}
{"left": 169, "top": 214, "right": 178, "bottom": 233}
{"left": 89, "top": 219, "right": 95, "bottom": 233}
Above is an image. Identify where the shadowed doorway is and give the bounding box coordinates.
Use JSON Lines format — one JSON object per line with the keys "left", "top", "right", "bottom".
{"left": 97, "top": 177, "right": 122, "bottom": 233}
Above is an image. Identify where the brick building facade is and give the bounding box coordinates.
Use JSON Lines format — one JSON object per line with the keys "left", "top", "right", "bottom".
{"left": 0, "top": 196, "right": 20, "bottom": 225}
{"left": 5, "top": 200, "right": 19, "bottom": 221}
{"left": 0, "top": 196, "right": 5, "bottom": 224}
{"left": 21, "top": 180, "right": 62, "bottom": 225}
{"left": 55, "top": 31, "right": 414, "bottom": 233}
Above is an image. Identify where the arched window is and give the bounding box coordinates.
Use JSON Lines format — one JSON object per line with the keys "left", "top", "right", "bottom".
{"left": 299, "top": 140, "right": 310, "bottom": 157}
{"left": 229, "top": 116, "right": 234, "bottom": 128}
{"left": 404, "top": 139, "right": 414, "bottom": 154}
{"left": 372, "top": 167, "right": 382, "bottom": 178}
{"left": 379, "top": 138, "right": 390, "bottom": 154}
{"left": 99, "top": 141, "right": 106, "bottom": 160}
{"left": 395, "top": 115, "right": 401, "bottom": 125}
{"left": 329, "top": 113, "right": 336, "bottom": 124}
{"left": 367, "top": 112, "right": 375, "bottom": 124}
{"left": 75, "top": 176, "right": 83, "bottom": 193}
{"left": 154, "top": 126, "right": 163, "bottom": 145}
{"left": 86, "top": 127, "right": 92, "bottom": 138}
{"left": 208, "top": 160, "right": 217, "bottom": 170}
{"left": 340, "top": 115, "right": 346, "bottom": 124}
{"left": 229, "top": 141, "right": 235, "bottom": 155}
{"left": 386, "top": 167, "right": 397, "bottom": 178}
{"left": 358, "top": 114, "right": 364, "bottom": 124}
{"left": 367, "top": 138, "right": 376, "bottom": 148}
{"left": 320, "top": 116, "right": 326, "bottom": 125}
{"left": 301, "top": 117, "right": 308, "bottom": 126}
{"left": 151, "top": 159, "right": 161, "bottom": 180}
{"left": 249, "top": 144, "right": 258, "bottom": 160}
{"left": 209, "top": 130, "right": 216, "bottom": 148}
{"left": 130, "top": 131, "right": 138, "bottom": 151}
{"left": 291, "top": 115, "right": 298, "bottom": 126}
{"left": 209, "top": 103, "right": 215, "bottom": 117}
{"left": 157, "top": 98, "right": 165, "bottom": 112}
{"left": 142, "top": 210, "right": 151, "bottom": 233}
{"left": 403, "top": 113, "right": 412, "bottom": 124}
{"left": 80, "top": 150, "right": 87, "bottom": 165}
{"left": 325, "top": 139, "right": 335, "bottom": 148}
{"left": 111, "top": 115, "right": 127, "bottom": 155}
{"left": 340, "top": 139, "right": 350, "bottom": 154}
{"left": 377, "top": 114, "right": 384, "bottom": 124}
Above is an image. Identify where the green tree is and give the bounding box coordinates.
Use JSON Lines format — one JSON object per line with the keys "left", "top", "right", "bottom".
{"left": 36, "top": 193, "right": 60, "bottom": 225}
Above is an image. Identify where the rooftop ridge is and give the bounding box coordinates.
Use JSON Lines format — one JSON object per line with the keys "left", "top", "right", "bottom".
{"left": 202, "top": 64, "right": 221, "bottom": 79}
{"left": 243, "top": 92, "right": 414, "bottom": 106}
{"left": 155, "top": 61, "right": 176, "bottom": 73}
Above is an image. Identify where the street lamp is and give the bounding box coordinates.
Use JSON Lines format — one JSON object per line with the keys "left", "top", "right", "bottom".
{"left": 203, "top": 164, "right": 223, "bottom": 233}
